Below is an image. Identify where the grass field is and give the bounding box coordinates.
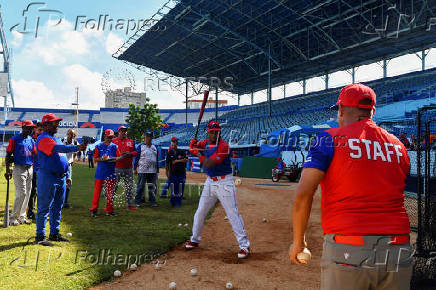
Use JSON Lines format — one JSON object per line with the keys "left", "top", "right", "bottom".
{"left": 0, "top": 161, "right": 205, "bottom": 289}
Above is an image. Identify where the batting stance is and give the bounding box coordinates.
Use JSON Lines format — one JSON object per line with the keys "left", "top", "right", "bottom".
{"left": 186, "top": 121, "right": 250, "bottom": 259}
{"left": 289, "top": 84, "right": 413, "bottom": 290}
{"left": 35, "top": 114, "right": 86, "bottom": 246}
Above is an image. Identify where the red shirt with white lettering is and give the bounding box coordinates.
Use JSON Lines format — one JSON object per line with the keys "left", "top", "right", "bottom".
{"left": 304, "top": 119, "right": 410, "bottom": 235}
{"left": 112, "top": 137, "right": 137, "bottom": 169}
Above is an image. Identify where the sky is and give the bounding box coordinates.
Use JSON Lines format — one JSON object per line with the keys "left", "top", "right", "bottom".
{"left": 1, "top": 0, "right": 436, "bottom": 110}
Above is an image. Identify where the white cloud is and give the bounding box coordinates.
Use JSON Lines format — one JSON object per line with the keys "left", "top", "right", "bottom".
{"left": 105, "top": 32, "right": 124, "bottom": 55}
{"left": 62, "top": 64, "right": 104, "bottom": 109}
{"left": 18, "top": 20, "right": 99, "bottom": 66}
{"left": 10, "top": 31, "right": 23, "bottom": 48}
{"left": 12, "top": 79, "right": 58, "bottom": 108}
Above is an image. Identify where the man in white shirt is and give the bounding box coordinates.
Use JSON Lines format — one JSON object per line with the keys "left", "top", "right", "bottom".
{"left": 62, "top": 129, "right": 78, "bottom": 209}
{"left": 134, "top": 132, "right": 159, "bottom": 207}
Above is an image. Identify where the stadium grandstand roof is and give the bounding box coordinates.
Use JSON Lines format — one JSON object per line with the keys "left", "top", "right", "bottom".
{"left": 114, "top": 0, "right": 436, "bottom": 95}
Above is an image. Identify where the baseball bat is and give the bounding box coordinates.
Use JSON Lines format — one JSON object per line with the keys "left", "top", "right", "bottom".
{"left": 3, "top": 171, "right": 10, "bottom": 228}
{"left": 194, "top": 90, "right": 209, "bottom": 140}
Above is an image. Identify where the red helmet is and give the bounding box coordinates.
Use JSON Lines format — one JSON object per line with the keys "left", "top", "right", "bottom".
{"left": 41, "top": 113, "right": 63, "bottom": 124}
{"left": 105, "top": 129, "right": 115, "bottom": 137}
{"left": 21, "top": 120, "right": 36, "bottom": 127}
{"left": 207, "top": 121, "right": 221, "bottom": 131}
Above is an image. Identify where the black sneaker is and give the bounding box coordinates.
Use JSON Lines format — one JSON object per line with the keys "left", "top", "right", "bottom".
{"left": 63, "top": 204, "right": 73, "bottom": 209}
{"left": 34, "top": 236, "right": 54, "bottom": 246}
{"left": 90, "top": 211, "right": 98, "bottom": 217}
{"left": 105, "top": 211, "right": 117, "bottom": 216}
{"left": 27, "top": 212, "right": 35, "bottom": 220}
{"left": 49, "top": 234, "right": 70, "bottom": 242}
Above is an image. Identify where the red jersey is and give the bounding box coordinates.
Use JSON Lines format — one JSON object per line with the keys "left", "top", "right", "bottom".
{"left": 112, "top": 137, "right": 137, "bottom": 169}
{"left": 304, "top": 119, "right": 410, "bottom": 235}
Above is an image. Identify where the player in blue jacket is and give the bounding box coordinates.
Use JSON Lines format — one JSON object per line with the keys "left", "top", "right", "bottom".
{"left": 35, "top": 114, "right": 86, "bottom": 246}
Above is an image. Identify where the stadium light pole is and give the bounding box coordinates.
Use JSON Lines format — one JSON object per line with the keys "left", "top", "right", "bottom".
{"left": 72, "top": 87, "right": 79, "bottom": 136}
{"left": 215, "top": 87, "right": 218, "bottom": 121}
{"left": 185, "top": 79, "right": 188, "bottom": 128}
{"left": 267, "top": 43, "right": 272, "bottom": 117}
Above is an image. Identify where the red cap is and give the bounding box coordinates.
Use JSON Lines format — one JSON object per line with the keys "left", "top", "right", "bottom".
{"left": 335, "top": 83, "right": 376, "bottom": 109}
{"left": 105, "top": 129, "right": 115, "bottom": 137}
{"left": 41, "top": 113, "right": 63, "bottom": 123}
{"left": 118, "top": 125, "right": 127, "bottom": 131}
{"left": 207, "top": 121, "right": 221, "bottom": 131}
{"left": 21, "top": 120, "right": 36, "bottom": 127}
{"left": 171, "top": 136, "right": 178, "bottom": 142}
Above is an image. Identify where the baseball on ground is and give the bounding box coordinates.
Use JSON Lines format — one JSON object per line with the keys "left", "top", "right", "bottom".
{"left": 226, "top": 282, "right": 233, "bottom": 289}
{"left": 66, "top": 232, "right": 72, "bottom": 237}
{"left": 178, "top": 223, "right": 182, "bottom": 227}
{"left": 130, "top": 263, "right": 137, "bottom": 271}
{"left": 234, "top": 178, "right": 242, "bottom": 186}
{"left": 297, "top": 248, "right": 312, "bottom": 264}
{"left": 113, "top": 270, "right": 121, "bottom": 277}
{"left": 169, "top": 281, "right": 177, "bottom": 289}
{"left": 190, "top": 268, "right": 198, "bottom": 276}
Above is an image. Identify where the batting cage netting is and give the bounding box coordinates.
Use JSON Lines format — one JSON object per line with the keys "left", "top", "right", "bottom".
{"left": 380, "top": 105, "right": 436, "bottom": 289}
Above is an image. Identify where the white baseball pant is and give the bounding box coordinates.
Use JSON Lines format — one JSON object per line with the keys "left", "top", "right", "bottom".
{"left": 190, "top": 174, "right": 250, "bottom": 249}
{"left": 11, "top": 164, "right": 33, "bottom": 222}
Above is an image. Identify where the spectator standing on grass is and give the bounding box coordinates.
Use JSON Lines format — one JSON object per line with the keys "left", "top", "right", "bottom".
{"left": 5, "top": 120, "right": 36, "bottom": 226}
{"left": 90, "top": 129, "right": 125, "bottom": 217}
{"left": 35, "top": 114, "right": 86, "bottom": 246}
{"left": 27, "top": 121, "right": 43, "bottom": 221}
{"left": 160, "top": 136, "right": 178, "bottom": 199}
{"left": 112, "top": 126, "right": 138, "bottom": 211}
{"left": 87, "top": 148, "right": 94, "bottom": 168}
{"left": 165, "top": 137, "right": 187, "bottom": 207}
{"left": 61, "top": 129, "right": 78, "bottom": 209}
{"left": 134, "top": 131, "right": 159, "bottom": 208}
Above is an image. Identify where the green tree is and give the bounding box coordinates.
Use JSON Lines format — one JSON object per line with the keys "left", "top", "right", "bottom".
{"left": 126, "top": 101, "right": 162, "bottom": 143}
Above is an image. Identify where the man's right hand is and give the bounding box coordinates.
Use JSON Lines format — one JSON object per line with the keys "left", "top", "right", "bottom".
{"left": 190, "top": 139, "right": 198, "bottom": 148}
{"left": 78, "top": 144, "right": 87, "bottom": 151}
{"left": 4, "top": 169, "right": 12, "bottom": 180}
{"left": 133, "top": 169, "right": 138, "bottom": 175}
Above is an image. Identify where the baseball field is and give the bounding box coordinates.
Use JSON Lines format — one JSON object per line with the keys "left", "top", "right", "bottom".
{"left": 0, "top": 162, "right": 324, "bottom": 289}
{"left": 0, "top": 163, "right": 205, "bottom": 289}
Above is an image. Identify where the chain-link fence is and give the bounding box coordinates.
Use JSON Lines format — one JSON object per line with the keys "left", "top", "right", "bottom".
{"left": 379, "top": 106, "right": 436, "bottom": 288}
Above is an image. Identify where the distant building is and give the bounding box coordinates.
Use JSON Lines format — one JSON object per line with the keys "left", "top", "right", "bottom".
{"left": 187, "top": 98, "right": 228, "bottom": 109}
{"left": 105, "top": 87, "right": 146, "bottom": 108}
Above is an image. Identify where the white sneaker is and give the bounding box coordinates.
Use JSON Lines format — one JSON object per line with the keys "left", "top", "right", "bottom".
{"left": 18, "top": 217, "right": 31, "bottom": 225}
{"left": 9, "top": 219, "right": 19, "bottom": 226}
{"left": 238, "top": 248, "right": 250, "bottom": 259}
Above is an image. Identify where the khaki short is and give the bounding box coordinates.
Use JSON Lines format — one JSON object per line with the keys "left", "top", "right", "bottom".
{"left": 321, "top": 234, "right": 413, "bottom": 290}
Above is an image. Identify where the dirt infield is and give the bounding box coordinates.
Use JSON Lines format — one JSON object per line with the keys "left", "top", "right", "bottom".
{"left": 95, "top": 172, "right": 323, "bottom": 290}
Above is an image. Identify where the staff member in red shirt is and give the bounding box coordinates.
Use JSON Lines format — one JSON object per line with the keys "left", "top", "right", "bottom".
{"left": 289, "top": 84, "right": 413, "bottom": 290}
{"left": 112, "top": 126, "right": 137, "bottom": 210}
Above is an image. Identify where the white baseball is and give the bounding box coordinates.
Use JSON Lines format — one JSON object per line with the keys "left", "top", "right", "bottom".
{"left": 184, "top": 223, "right": 189, "bottom": 227}
{"left": 224, "top": 216, "right": 228, "bottom": 220}
{"left": 130, "top": 263, "right": 137, "bottom": 271}
{"left": 297, "top": 248, "right": 312, "bottom": 264}
{"left": 226, "top": 282, "right": 233, "bottom": 289}
{"left": 234, "top": 178, "right": 242, "bottom": 186}
{"left": 178, "top": 223, "right": 182, "bottom": 227}
{"left": 263, "top": 218, "right": 267, "bottom": 223}
{"left": 114, "top": 270, "right": 122, "bottom": 277}
{"left": 66, "top": 232, "right": 72, "bottom": 237}
{"left": 190, "top": 268, "right": 198, "bottom": 276}
{"left": 155, "top": 263, "right": 162, "bottom": 270}
{"left": 169, "top": 282, "right": 177, "bottom": 289}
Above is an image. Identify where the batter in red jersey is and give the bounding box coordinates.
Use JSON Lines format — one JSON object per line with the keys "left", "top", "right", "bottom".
{"left": 186, "top": 122, "right": 250, "bottom": 259}
{"left": 289, "top": 84, "right": 413, "bottom": 290}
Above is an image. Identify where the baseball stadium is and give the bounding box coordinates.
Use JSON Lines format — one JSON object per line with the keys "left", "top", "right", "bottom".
{"left": 1, "top": 0, "right": 436, "bottom": 289}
